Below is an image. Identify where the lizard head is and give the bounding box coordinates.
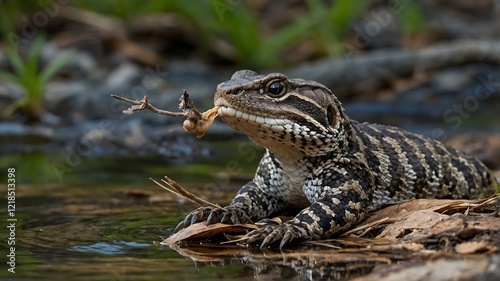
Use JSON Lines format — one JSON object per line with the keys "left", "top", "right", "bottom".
{"left": 214, "top": 70, "right": 352, "bottom": 162}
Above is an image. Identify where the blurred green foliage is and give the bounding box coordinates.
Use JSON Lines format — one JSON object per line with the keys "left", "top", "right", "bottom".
{"left": 398, "top": 0, "right": 424, "bottom": 35}
{"left": 491, "top": 177, "right": 500, "bottom": 195}
{"left": 2, "top": 0, "right": 425, "bottom": 70}
{"left": 306, "top": 0, "right": 368, "bottom": 57}
{"left": 0, "top": 1, "right": 73, "bottom": 122}
{"left": 64, "top": 0, "right": 424, "bottom": 68}
{"left": 0, "top": 152, "right": 59, "bottom": 184}
{"left": 68, "top": 0, "right": 167, "bottom": 19}
{"left": 0, "top": 35, "right": 73, "bottom": 121}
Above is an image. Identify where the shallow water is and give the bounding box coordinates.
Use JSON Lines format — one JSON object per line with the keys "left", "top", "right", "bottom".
{"left": 0, "top": 140, "right": 266, "bottom": 281}
{"left": 2, "top": 139, "right": 388, "bottom": 280}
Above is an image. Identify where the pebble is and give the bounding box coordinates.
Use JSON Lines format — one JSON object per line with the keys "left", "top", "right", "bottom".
{"left": 105, "top": 63, "right": 143, "bottom": 89}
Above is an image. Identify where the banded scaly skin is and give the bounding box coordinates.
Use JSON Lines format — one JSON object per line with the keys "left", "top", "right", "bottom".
{"left": 177, "top": 70, "right": 496, "bottom": 249}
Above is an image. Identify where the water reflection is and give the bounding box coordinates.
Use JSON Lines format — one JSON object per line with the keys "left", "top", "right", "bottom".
{"left": 69, "top": 240, "right": 151, "bottom": 255}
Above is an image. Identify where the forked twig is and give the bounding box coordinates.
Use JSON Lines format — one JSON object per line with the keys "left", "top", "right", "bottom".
{"left": 111, "top": 90, "right": 219, "bottom": 138}
{"left": 111, "top": 94, "right": 185, "bottom": 117}
{"left": 150, "top": 176, "right": 220, "bottom": 208}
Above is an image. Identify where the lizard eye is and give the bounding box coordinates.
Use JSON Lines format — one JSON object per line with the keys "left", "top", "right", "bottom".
{"left": 267, "top": 80, "right": 285, "bottom": 97}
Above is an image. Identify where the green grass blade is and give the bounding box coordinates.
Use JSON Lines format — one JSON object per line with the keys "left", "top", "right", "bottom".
{"left": 306, "top": 0, "right": 341, "bottom": 56}
{"left": 26, "top": 35, "right": 46, "bottom": 82}
{"left": 399, "top": 1, "right": 424, "bottom": 35}
{"left": 39, "top": 51, "right": 74, "bottom": 83}
{"left": 0, "top": 71, "right": 22, "bottom": 85}
{"left": 28, "top": 35, "right": 46, "bottom": 65}
{"left": 330, "top": 0, "right": 366, "bottom": 37}
{"left": 4, "top": 96, "right": 28, "bottom": 116}
{"left": 5, "top": 46, "right": 26, "bottom": 77}
{"left": 24, "top": 77, "right": 43, "bottom": 101}
{"left": 223, "top": 8, "right": 260, "bottom": 61}
{"left": 256, "top": 18, "right": 312, "bottom": 67}
{"left": 0, "top": 1, "right": 20, "bottom": 39}
{"left": 306, "top": 0, "right": 328, "bottom": 28}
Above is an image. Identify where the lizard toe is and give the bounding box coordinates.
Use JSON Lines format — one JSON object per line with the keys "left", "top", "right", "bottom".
{"left": 260, "top": 227, "right": 285, "bottom": 249}
{"left": 177, "top": 206, "right": 214, "bottom": 230}
{"left": 247, "top": 220, "right": 312, "bottom": 249}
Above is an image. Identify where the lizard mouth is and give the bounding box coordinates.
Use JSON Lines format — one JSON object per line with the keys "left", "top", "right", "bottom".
{"left": 215, "top": 97, "right": 288, "bottom": 125}
{"left": 218, "top": 106, "right": 292, "bottom": 131}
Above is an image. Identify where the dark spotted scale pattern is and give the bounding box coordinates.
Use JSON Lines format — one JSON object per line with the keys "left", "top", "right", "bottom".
{"left": 177, "top": 70, "right": 497, "bottom": 249}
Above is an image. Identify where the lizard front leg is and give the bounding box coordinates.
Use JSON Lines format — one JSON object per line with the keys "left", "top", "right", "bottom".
{"left": 246, "top": 180, "right": 370, "bottom": 249}
{"left": 176, "top": 180, "right": 286, "bottom": 231}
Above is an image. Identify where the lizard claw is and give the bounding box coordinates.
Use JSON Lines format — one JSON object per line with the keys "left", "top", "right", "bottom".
{"left": 174, "top": 206, "right": 212, "bottom": 232}
{"left": 279, "top": 231, "right": 295, "bottom": 249}
{"left": 176, "top": 206, "right": 252, "bottom": 232}
{"left": 210, "top": 206, "right": 252, "bottom": 224}
{"left": 174, "top": 219, "right": 187, "bottom": 233}
{"left": 247, "top": 220, "right": 311, "bottom": 249}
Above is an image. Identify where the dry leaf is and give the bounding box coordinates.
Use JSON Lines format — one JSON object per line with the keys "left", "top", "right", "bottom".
{"left": 162, "top": 222, "right": 257, "bottom": 246}
{"left": 365, "top": 199, "right": 460, "bottom": 224}
{"left": 455, "top": 241, "right": 496, "bottom": 254}
{"left": 377, "top": 210, "right": 449, "bottom": 241}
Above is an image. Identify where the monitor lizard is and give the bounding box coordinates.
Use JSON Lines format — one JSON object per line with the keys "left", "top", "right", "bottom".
{"left": 176, "top": 70, "right": 497, "bottom": 249}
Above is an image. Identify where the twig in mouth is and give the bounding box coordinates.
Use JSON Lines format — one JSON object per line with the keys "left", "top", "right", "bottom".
{"left": 111, "top": 94, "right": 185, "bottom": 117}
{"left": 111, "top": 89, "right": 220, "bottom": 138}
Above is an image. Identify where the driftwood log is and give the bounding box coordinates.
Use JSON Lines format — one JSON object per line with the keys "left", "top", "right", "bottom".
{"left": 287, "top": 40, "right": 500, "bottom": 95}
